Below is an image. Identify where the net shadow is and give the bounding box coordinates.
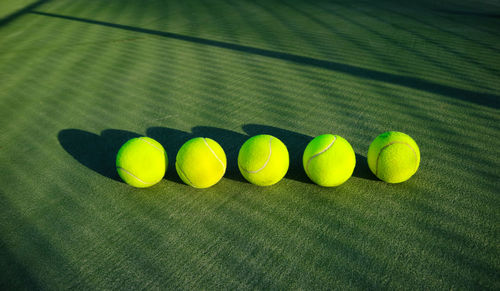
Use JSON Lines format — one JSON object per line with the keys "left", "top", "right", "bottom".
{"left": 31, "top": 10, "right": 500, "bottom": 109}
{"left": 0, "top": 0, "right": 50, "bottom": 27}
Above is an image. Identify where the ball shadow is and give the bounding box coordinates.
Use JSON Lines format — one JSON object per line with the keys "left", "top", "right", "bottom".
{"left": 191, "top": 126, "right": 249, "bottom": 183}
{"left": 146, "top": 127, "right": 192, "bottom": 184}
{"left": 242, "top": 124, "right": 313, "bottom": 184}
{"left": 354, "top": 153, "right": 378, "bottom": 181}
{"left": 58, "top": 129, "right": 140, "bottom": 182}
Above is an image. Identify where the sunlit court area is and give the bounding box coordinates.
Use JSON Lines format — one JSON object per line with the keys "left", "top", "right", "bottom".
{"left": 0, "top": 0, "right": 499, "bottom": 289}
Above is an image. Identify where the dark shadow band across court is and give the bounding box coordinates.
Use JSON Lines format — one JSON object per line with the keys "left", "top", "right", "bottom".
{"left": 30, "top": 10, "right": 499, "bottom": 109}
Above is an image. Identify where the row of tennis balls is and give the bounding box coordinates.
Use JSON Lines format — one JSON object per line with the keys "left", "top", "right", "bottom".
{"left": 116, "top": 131, "right": 420, "bottom": 188}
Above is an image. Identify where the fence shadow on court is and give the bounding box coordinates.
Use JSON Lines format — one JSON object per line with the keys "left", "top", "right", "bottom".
{"left": 0, "top": 0, "right": 50, "bottom": 27}
{"left": 32, "top": 9, "right": 500, "bottom": 109}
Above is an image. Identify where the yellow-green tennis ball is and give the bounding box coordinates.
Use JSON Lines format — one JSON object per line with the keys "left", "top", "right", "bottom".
{"left": 116, "top": 137, "right": 167, "bottom": 188}
{"left": 367, "top": 131, "right": 420, "bottom": 183}
{"left": 303, "top": 134, "right": 356, "bottom": 187}
{"left": 175, "top": 137, "right": 226, "bottom": 188}
{"left": 238, "top": 134, "right": 289, "bottom": 186}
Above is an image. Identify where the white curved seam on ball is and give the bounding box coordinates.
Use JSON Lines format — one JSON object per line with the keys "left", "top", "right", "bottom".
{"left": 243, "top": 137, "right": 273, "bottom": 174}
{"left": 203, "top": 138, "right": 226, "bottom": 172}
{"left": 305, "top": 136, "right": 336, "bottom": 177}
{"left": 138, "top": 137, "right": 164, "bottom": 154}
{"left": 176, "top": 162, "right": 195, "bottom": 186}
{"left": 375, "top": 141, "right": 418, "bottom": 176}
{"left": 117, "top": 167, "right": 151, "bottom": 185}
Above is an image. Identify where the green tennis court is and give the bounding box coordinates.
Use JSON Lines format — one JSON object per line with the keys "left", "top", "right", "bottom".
{"left": 1, "top": 0, "right": 499, "bottom": 289}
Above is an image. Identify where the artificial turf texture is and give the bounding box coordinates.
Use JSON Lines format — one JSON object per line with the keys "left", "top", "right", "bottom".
{"left": 0, "top": 0, "right": 499, "bottom": 289}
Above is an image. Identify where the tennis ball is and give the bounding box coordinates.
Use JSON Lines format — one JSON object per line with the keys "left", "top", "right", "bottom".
{"left": 116, "top": 137, "right": 167, "bottom": 188}
{"left": 175, "top": 137, "right": 226, "bottom": 188}
{"left": 367, "top": 131, "right": 420, "bottom": 183}
{"left": 303, "top": 134, "right": 356, "bottom": 187}
{"left": 238, "top": 134, "right": 289, "bottom": 186}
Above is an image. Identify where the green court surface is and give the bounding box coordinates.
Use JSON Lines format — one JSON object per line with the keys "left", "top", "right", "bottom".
{"left": 1, "top": 0, "right": 499, "bottom": 289}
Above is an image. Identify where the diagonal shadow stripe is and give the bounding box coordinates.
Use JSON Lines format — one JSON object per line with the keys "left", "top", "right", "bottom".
{"left": 0, "top": 0, "right": 50, "bottom": 27}
{"left": 30, "top": 10, "right": 499, "bottom": 109}
{"left": 436, "top": 9, "right": 500, "bottom": 19}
